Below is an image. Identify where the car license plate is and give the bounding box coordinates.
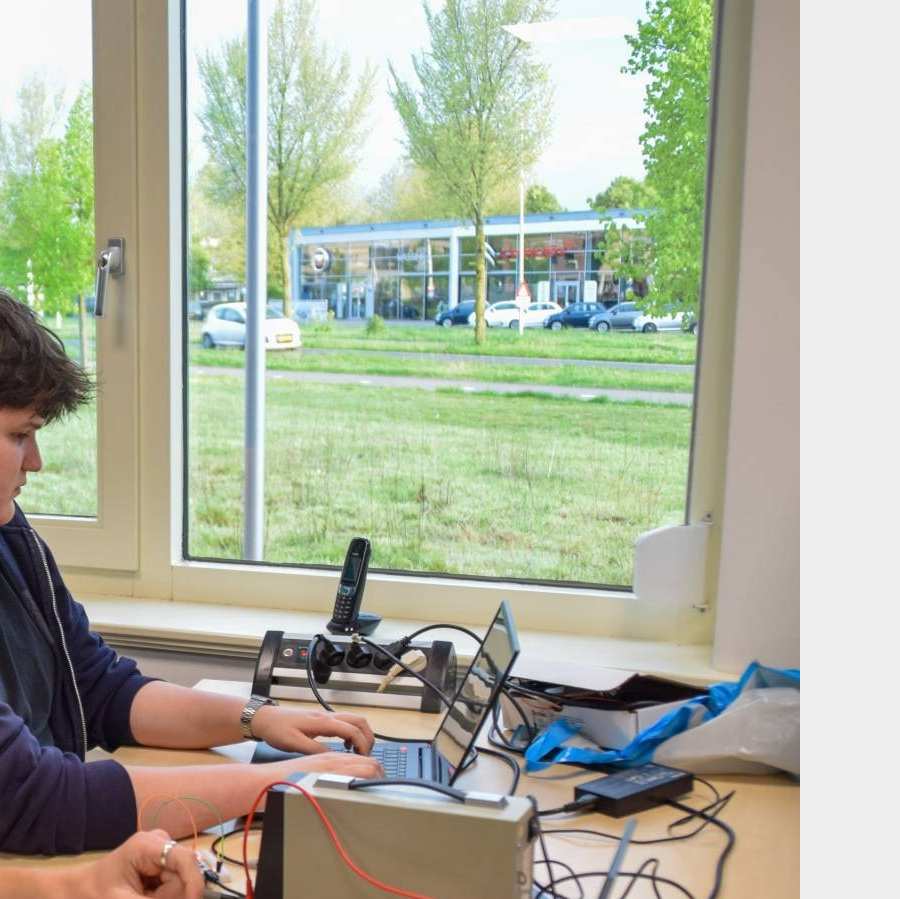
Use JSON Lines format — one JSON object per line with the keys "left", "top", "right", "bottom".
{"left": 276, "top": 334, "right": 292, "bottom": 343}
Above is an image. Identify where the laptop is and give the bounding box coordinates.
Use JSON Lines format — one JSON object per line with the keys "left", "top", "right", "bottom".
{"left": 252, "top": 600, "right": 520, "bottom": 787}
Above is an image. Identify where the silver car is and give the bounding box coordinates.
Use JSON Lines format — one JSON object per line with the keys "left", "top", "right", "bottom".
{"left": 201, "top": 302, "right": 302, "bottom": 350}
{"left": 589, "top": 302, "right": 641, "bottom": 332}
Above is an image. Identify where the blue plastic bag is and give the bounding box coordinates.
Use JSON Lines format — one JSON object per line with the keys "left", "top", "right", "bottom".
{"left": 524, "top": 661, "right": 800, "bottom": 774}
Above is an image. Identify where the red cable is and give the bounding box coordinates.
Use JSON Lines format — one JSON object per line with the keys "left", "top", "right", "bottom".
{"left": 242, "top": 780, "right": 436, "bottom": 899}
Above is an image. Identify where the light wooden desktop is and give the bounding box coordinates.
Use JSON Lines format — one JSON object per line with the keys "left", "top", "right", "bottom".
{"left": 3, "top": 679, "right": 799, "bottom": 898}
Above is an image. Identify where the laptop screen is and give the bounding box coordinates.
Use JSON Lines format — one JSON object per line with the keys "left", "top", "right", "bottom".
{"left": 432, "top": 600, "right": 520, "bottom": 783}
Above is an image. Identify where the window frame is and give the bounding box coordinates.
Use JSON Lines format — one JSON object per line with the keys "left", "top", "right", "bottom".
{"left": 28, "top": 0, "right": 140, "bottom": 571}
{"left": 59, "top": 0, "right": 756, "bottom": 646}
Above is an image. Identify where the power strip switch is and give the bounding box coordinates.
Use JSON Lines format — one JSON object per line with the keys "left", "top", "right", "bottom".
{"left": 574, "top": 764, "right": 694, "bottom": 817}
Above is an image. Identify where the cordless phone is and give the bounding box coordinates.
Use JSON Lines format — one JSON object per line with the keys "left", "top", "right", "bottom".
{"left": 326, "top": 537, "right": 372, "bottom": 635}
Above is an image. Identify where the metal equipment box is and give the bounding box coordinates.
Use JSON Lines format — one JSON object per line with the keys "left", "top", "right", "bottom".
{"left": 255, "top": 773, "right": 536, "bottom": 899}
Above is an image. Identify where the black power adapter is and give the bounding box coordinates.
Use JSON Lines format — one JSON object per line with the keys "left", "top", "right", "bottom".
{"left": 574, "top": 764, "right": 694, "bottom": 817}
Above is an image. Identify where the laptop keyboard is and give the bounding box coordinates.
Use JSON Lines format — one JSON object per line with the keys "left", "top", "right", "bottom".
{"left": 325, "top": 740, "right": 412, "bottom": 778}
{"left": 373, "top": 743, "right": 408, "bottom": 777}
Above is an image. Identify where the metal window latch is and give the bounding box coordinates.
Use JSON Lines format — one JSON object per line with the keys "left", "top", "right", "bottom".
{"left": 94, "top": 238, "right": 125, "bottom": 318}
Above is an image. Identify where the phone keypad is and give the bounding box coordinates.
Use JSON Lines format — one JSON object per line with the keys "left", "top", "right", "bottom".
{"left": 334, "top": 585, "right": 355, "bottom": 621}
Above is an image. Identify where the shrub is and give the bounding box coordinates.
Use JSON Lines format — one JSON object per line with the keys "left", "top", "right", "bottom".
{"left": 365, "top": 314, "right": 386, "bottom": 337}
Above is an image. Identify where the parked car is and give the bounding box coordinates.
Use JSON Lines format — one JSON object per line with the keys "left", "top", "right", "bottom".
{"left": 589, "top": 302, "right": 642, "bottom": 332}
{"left": 632, "top": 308, "right": 685, "bottom": 333}
{"left": 682, "top": 312, "right": 699, "bottom": 335}
{"left": 485, "top": 300, "right": 561, "bottom": 328}
{"left": 201, "top": 302, "right": 302, "bottom": 350}
{"left": 435, "top": 300, "right": 476, "bottom": 327}
{"left": 544, "top": 302, "right": 607, "bottom": 330}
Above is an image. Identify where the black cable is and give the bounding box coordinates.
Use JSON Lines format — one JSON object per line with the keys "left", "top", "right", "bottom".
{"left": 477, "top": 745, "right": 521, "bottom": 794}
{"left": 202, "top": 871, "right": 246, "bottom": 898}
{"left": 358, "top": 634, "right": 456, "bottom": 708}
{"left": 348, "top": 778, "right": 467, "bottom": 803}
{"left": 529, "top": 798, "right": 560, "bottom": 899}
{"left": 304, "top": 634, "right": 419, "bottom": 741}
{"left": 534, "top": 869, "right": 697, "bottom": 899}
{"left": 533, "top": 859, "right": 585, "bottom": 899}
{"left": 665, "top": 799, "right": 735, "bottom": 899}
{"left": 210, "top": 823, "right": 263, "bottom": 866}
{"left": 542, "top": 792, "right": 734, "bottom": 846}
{"left": 616, "top": 858, "right": 664, "bottom": 899}
{"left": 401, "top": 622, "right": 483, "bottom": 645}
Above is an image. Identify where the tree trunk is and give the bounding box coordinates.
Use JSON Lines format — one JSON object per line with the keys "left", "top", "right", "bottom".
{"left": 474, "top": 214, "right": 486, "bottom": 345}
{"left": 280, "top": 230, "right": 293, "bottom": 319}
{"left": 77, "top": 294, "right": 90, "bottom": 369}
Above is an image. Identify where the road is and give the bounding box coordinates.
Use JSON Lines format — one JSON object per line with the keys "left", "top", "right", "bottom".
{"left": 193, "top": 365, "right": 693, "bottom": 406}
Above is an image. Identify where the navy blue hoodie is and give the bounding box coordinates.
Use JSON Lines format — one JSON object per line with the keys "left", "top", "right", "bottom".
{"left": 0, "top": 505, "right": 154, "bottom": 854}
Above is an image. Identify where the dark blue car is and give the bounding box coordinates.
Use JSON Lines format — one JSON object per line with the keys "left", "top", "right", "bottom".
{"left": 435, "top": 300, "right": 476, "bottom": 327}
{"left": 544, "top": 302, "right": 607, "bottom": 330}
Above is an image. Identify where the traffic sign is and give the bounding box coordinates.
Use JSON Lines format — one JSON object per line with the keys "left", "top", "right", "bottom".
{"left": 515, "top": 282, "right": 532, "bottom": 308}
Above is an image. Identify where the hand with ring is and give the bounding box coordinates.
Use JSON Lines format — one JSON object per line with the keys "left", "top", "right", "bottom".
{"left": 80, "top": 829, "right": 204, "bottom": 898}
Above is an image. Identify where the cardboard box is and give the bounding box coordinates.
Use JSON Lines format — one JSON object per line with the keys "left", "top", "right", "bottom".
{"left": 498, "top": 666, "right": 707, "bottom": 750}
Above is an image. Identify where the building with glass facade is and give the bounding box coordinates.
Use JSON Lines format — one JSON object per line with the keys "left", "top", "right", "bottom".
{"left": 290, "top": 209, "right": 647, "bottom": 321}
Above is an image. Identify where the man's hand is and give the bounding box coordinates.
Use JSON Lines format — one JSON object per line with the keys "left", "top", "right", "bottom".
{"left": 284, "top": 750, "right": 384, "bottom": 779}
{"left": 80, "top": 830, "right": 203, "bottom": 899}
{"left": 251, "top": 706, "right": 376, "bottom": 755}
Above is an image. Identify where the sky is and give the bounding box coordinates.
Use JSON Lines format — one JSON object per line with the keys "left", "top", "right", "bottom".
{"left": 2, "top": 0, "right": 650, "bottom": 213}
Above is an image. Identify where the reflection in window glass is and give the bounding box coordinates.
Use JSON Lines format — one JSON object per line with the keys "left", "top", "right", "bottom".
{"left": 185, "top": 0, "right": 710, "bottom": 587}
{"left": 1, "top": 1, "right": 97, "bottom": 518}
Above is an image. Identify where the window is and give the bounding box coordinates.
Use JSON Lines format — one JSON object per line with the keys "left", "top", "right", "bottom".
{"left": 182, "top": 0, "right": 713, "bottom": 592}
{"left": 25, "top": 0, "right": 772, "bottom": 654}
{"left": 3, "top": 0, "right": 139, "bottom": 569}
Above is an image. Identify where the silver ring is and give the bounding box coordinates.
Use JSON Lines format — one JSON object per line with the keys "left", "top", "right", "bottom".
{"left": 159, "top": 839, "right": 177, "bottom": 870}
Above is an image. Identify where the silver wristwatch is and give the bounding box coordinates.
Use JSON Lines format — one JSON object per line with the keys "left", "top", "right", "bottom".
{"left": 239, "top": 694, "right": 278, "bottom": 740}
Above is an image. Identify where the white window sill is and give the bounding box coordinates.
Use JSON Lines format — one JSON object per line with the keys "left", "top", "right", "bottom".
{"left": 82, "top": 595, "right": 728, "bottom": 685}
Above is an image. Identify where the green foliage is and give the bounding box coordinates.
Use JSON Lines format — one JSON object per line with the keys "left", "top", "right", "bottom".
{"left": 620, "top": 0, "right": 713, "bottom": 315}
{"left": 364, "top": 313, "right": 386, "bottom": 337}
{"left": 389, "top": 0, "right": 555, "bottom": 343}
{"left": 586, "top": 175, "right": 658, "bottom": 212}
{"left": 196, "top": 0, "right": 374, "bottom": 312}
{"left": 525, "top": 183, "right": 564, "bottom": 214}
{"left": 0, "top": 85, "right": 95, "bottom": 315}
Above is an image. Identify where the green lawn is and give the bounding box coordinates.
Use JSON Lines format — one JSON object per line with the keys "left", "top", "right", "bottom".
{"left": 299, "top": 322, "right": 698, "bottom": 365}
{"left": 185, "top": 372, "right": 691, "bottom": 585}
{"left": 192, "top": 346, "right": 695, "bottom": 394}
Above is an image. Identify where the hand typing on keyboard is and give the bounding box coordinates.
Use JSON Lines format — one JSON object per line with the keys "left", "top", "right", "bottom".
{"left": 250, "top": 707, "right": 376, "bottom": 756}
{"left": 274, "top": 751, "right": 384, "bottom": 779}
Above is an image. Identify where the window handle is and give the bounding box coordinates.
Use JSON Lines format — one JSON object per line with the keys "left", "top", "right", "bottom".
{"left": 94, "top": 238, "right": 125, "bottom": 318}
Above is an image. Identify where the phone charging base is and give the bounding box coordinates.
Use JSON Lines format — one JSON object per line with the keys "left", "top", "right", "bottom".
{"left": 325, "top": 611, "right": 382, "bottom": 637}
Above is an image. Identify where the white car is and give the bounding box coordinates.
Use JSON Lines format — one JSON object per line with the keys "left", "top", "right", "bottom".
{"left": 632, "top": 309, "right": 684, "bottom": 333}
{"left": 201, "top": 302, "right": 302, "bottom": 350}
{"left": 485, "top": 300, "right": 561, "bottom": 329}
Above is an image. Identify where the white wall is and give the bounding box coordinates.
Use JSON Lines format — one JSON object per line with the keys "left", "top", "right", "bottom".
{"left": 712, "top": 0, "right": 799, "bottom": 670}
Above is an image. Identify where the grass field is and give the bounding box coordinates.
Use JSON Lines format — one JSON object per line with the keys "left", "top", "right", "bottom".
{"left": 192, "top": 346, "right": 695, "bottom": 394}
{"left": 184, "top": 372, "right": 690, "bottom": 585}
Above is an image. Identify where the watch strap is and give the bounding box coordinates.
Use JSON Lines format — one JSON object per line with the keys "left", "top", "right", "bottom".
{"left": 239, "top": 694, "right": 277, "bottom": 740}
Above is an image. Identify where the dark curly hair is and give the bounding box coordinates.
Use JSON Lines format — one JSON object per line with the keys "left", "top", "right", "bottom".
{"left": 0, "top": 288, "right": 94, "bottom": 421}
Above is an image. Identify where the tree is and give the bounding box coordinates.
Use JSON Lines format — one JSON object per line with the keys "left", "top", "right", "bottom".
{"left": 586, "top": 175, "right": 658, "bottom": 212}
{"left": 0, "top": 85, "right": 95, "bottom": 318}
{"left": 389, "top": 0, "right": 554, "bottom": 344}
{"left": 525, "top": 183, "right": 564, "bottom": 214}
{"left": 621, "top": 0, "right": 713, "bottom": 314}
{"left": 197, "top": 0, "right": 374, "bottom": 315}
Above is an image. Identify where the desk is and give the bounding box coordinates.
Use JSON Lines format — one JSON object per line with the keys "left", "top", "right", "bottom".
{"left": 3, "top": 679, "right": 799, "bottom": 898}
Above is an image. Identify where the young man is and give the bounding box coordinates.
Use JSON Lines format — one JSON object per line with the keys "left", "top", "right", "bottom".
{"left": 1, "top": 830, "right": 204, "bottom": 898}
{"left": 0, "top": 289, "right": 382, "bottom": 855}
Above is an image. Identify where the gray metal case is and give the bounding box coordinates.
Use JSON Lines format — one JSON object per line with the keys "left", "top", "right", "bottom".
{"left": 255, "top": 773, "right": 535, "bottom": 899}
